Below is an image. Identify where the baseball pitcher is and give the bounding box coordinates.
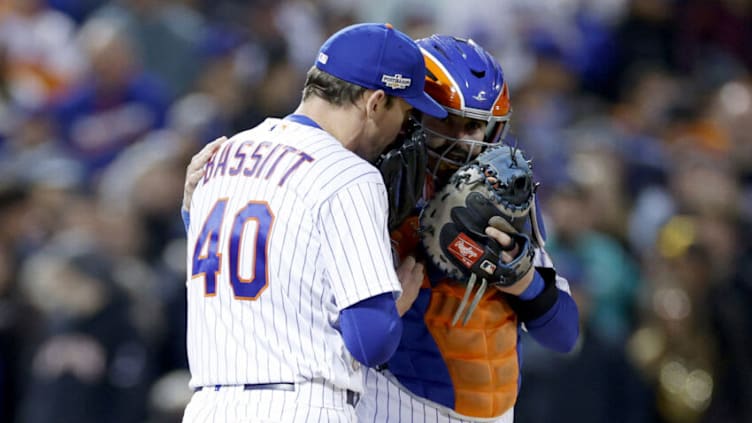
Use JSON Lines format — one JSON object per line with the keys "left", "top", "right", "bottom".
{"left": 182, "top": 23, "right": 447, "bottom": 423}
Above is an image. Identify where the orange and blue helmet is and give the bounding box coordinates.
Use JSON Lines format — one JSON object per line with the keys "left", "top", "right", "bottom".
{"left": 416, "top": 35, "right": 512, "bottom": 170}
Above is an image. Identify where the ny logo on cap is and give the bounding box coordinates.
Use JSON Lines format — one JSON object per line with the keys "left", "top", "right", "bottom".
{"left": 381, "top": 74, "right": 411, "bottom": 90}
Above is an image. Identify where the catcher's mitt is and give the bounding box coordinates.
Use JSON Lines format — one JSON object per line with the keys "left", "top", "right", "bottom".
{"left": 376, "top": 117, "right": 428, "bottom": 231}
{"left": 420, "top": 145, "right": 537, "bottom": 325}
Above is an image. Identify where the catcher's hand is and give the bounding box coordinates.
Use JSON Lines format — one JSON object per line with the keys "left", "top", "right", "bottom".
{"left": 420, "top": 145, "right": 536, "bottom": 325}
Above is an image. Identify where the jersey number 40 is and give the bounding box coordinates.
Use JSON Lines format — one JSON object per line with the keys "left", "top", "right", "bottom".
{"left": 191, "top": 199, "right": 274, "bottom": 300}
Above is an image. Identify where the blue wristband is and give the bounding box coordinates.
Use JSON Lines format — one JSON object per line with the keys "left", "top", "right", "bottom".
{"left": 519, "top": 271, "right": 545, "bottom": 300}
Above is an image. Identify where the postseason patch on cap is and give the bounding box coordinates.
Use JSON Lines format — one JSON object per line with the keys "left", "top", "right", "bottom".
{"left": 381, "top": 73, "right": 411, "bottom": 90}
{"left": 318, "top": 52, "right": 328, "bottom": 64}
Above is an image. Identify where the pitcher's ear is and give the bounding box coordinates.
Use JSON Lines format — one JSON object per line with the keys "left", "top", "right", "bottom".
{"left": 364, "top": 89, "right": 387, "bottom": 117}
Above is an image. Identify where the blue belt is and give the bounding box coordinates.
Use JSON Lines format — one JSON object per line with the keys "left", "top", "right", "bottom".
{"left": 195, "top": 382, "right": 295, "bottom": 392}
{"left": 194, "top": 383, "right": 360, "bottom": 406}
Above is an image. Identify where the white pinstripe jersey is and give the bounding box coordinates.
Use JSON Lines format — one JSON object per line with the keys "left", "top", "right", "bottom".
{"left": 186, "top": 117, "right": 402, "bottom": 392}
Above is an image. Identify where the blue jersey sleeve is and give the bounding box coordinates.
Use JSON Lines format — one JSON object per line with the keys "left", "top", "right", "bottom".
{"left": 519, "top": 196, "right": 579, "bottom": 352}
{"left": 519, "top": 272, "right": 545, "bottom": 300}
{"left": 525, "top": 288, "right": 579, "bottom": 353}
{"left": 340, "top": 292, "right": 402, "bottom": 367}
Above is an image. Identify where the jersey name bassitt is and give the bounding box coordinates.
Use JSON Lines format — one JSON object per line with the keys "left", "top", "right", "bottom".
{"left": 185, "top": 118, "right": 401, "bottom": 392}
{"left": 200, "top": 137, "right": 313, "bottom": 188}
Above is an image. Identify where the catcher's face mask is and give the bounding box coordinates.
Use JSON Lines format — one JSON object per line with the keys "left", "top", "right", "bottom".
{"left": 423, "top": 114, "right": 510, "bottom": 181}
{"left": 374, "top": 117, "right": 428, "bottom": 231}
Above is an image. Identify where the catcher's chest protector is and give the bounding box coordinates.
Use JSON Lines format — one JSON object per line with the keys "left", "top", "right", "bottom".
{"left": 391, "top": 216, "right": 520, "bottom": 418}
{"left": 423, "top": 282, "right": 520, "bottom": 418}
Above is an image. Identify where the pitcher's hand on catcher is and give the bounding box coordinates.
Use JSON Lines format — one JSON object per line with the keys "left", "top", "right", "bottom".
{"left": 395, "top": 256, "right": 423, "bottom": 316}
{"left": 182, "top": 136, "right": 228, "bottom": 212}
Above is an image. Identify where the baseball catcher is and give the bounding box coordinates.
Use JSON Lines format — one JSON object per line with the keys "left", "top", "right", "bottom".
{"left": 421, "top": 144, "right": 538, "bottom": 325}
{"left": 358, "top": 34, "right": 579, "bottom": 423}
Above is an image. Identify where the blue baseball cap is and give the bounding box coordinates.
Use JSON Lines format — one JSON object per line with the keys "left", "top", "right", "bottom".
{"left": 315, "top": 23, "right": 448, "bottom": 119}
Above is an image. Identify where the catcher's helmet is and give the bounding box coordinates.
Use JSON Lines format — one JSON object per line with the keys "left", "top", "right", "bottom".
{"left": 416, "top": 35, "right": 511, "bottom": 170}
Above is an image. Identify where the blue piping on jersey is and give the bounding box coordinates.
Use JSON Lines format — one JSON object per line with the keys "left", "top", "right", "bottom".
{"left": 284, "top": 114, "right": 323, "bottom": 129}
{"left": 182, "top": 208, "right": 190, "bottom": 232}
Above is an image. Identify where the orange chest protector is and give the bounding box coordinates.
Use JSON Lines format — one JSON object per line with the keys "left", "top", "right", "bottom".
{"left": 423, "top": 282, "right": 520, "bottom": 417}
{"left": 391, "top": 216, "right": 521, "bottom": 418}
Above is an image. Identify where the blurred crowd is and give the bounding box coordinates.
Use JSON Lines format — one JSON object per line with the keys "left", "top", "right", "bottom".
{"left": 0, "top": 0, "right": 750, "bottom": 422}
